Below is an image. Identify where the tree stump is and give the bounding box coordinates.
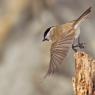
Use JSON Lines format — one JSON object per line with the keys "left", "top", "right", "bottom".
{"left": 72, "top": 52, "right": 95, "bottom": 95}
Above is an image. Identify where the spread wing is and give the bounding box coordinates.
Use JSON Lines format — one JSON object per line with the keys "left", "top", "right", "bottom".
{"left": 46, "top": 29, "right": 75, "bottom": 76}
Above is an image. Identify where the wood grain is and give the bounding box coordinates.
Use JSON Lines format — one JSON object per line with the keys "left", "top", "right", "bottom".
{"left": 73, "top": 52, "right": 95, "bottom": 95}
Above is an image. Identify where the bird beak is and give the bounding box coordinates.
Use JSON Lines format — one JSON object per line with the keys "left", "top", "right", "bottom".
{"left": 42, "top": 38, "right": 49, "bottom": 41}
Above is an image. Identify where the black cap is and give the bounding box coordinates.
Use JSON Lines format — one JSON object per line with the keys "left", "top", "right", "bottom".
{"left": 43, "top": 27, "right": 51, "bottom": 41}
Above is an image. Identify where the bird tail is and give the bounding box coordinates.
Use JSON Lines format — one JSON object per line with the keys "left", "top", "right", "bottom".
{"left": 73, "top": 7, "right": 92, "bottom": 29}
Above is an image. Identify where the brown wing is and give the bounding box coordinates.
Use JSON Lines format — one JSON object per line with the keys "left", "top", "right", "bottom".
{"left": 46, "top": 29, "right": 75, "bottom": 76}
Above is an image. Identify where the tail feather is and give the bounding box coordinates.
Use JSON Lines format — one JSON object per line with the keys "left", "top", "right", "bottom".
{"left": 73, "top": 7, "right": 92, "bottom": 29}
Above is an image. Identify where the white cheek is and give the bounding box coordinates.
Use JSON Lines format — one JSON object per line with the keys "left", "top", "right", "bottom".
{"left": 46, "top": 27, "right": 55, "bottom": 40}
{"left": 46, "top": 31, "right": 51, "bottom": 40}
{"left": 49, "top": 27, "right": 55, "bottom": 38}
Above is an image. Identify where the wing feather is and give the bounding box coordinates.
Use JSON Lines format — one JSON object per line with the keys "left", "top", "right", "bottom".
{"left": 46, "top": 29, "right": 75, "bottom": 75}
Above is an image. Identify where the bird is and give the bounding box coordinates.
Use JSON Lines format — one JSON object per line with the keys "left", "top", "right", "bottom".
{"left": 43, "top": 7, "right": 92, "bottom": 76}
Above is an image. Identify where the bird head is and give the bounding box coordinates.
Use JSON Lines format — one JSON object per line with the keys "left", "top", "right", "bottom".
{"left": 43, "top": 26, "right": 54, "bottom": 41}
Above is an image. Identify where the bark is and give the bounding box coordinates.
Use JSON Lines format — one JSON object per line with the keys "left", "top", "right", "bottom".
{"left": 72, "top": 52, "right": 95, "bottom": 95}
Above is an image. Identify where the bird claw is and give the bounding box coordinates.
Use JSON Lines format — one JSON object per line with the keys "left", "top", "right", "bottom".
{"left": 78, "top": 42, "right": 85, "bottom": 49}
{"left": 72, "top": 44, "right": 78, "bottom": 52}
{"left": 72, "top": 42, "right": 86, "bottom": 52}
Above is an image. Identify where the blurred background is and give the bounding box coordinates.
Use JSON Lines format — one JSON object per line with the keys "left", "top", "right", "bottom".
{"left": 0, "top": 0, "right": 94, "bottom": 95}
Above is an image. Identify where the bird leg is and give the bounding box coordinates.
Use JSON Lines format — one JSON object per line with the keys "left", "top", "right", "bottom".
{"left": 77, "top": 36, "right": 85, "bottom": 49}
{"left": 72, "top": 44, "right": 78, "bottom": 52}
{"left": 72, "top": 37, "right": 85, "bottom": 52}
{"left": 72, "top": 39, "right": 78, "bottom": 52}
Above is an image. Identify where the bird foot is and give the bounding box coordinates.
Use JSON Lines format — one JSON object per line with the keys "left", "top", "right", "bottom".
{"left": 78, "top": 42, "right": 85, "bottom": 49}
{"left": 72, "top": 42, "right": 85, "bottom": 52}
{"left": 72, "top": 44, "right": 78, "bottom": 52}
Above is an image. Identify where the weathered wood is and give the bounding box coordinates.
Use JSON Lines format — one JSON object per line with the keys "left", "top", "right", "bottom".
{"left": 72, "top": 52, "right": 95, "bottom": 95}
